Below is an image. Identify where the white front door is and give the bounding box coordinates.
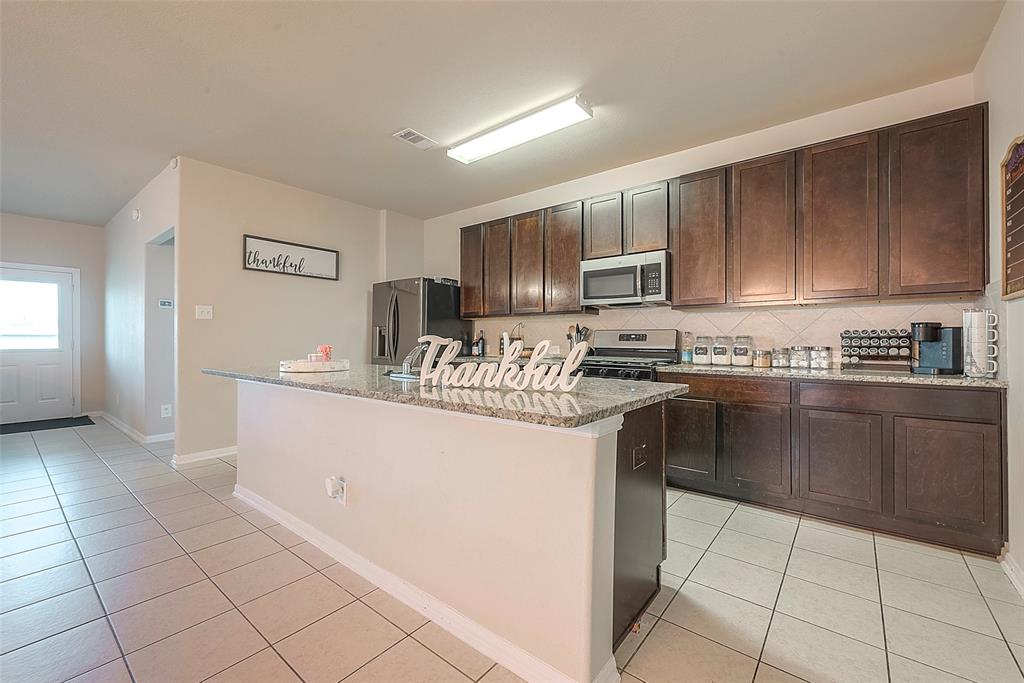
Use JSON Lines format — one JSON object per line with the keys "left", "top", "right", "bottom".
{"left": 0, "top": 265, "right": 76, "bottom": 424}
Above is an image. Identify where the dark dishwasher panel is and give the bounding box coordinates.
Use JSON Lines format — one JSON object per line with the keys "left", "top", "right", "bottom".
{"left": 613, "top": 401, "right": 666, "bottom": 649}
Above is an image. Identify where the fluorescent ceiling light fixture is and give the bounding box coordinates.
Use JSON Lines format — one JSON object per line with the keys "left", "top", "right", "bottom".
{"left": 447, "top": 95, "right": 593, "bottom": 164}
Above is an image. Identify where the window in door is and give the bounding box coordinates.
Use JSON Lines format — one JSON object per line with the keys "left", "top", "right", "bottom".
{"left": 0, "top": 280, "right": 61, "bottom": 349}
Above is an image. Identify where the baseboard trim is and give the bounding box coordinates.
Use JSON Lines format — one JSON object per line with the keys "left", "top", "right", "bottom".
{"left": 89, "top": 412, "right": 174, "bottom": 445}
{"left": 235, "top": 484, "right": 593, "bottom": 683}
{"left": 172, "top": 446, "right": 237, "bottom": 466}
{"left": 1002, "top": 551, "right": 1024, "bottom": 600}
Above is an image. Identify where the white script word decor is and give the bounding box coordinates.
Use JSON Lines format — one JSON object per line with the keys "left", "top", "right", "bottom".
{"left": 418, "top": 335, "right": 589, "bottom": 392}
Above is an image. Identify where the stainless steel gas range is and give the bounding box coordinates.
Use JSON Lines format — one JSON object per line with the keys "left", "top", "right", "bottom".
{"left": 579, "top": 329, "right": 679, "bottom": 380}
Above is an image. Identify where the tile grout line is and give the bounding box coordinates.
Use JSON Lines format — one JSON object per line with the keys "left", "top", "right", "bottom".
{"left": 26, "top": 429, "right": 137, "bottom": 683}
{"left": 959, "top": 552, "right": 1024, "bottom": 678}
{"left": 749, "top": 512, "right": 802, "bottom": 683}
{"left": 873, "top": 529, "right": 893, "bottom": 683}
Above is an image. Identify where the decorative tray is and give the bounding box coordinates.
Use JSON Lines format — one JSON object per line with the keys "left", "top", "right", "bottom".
{"left": 279, "top": 359, "right": 350, "bottom": 373}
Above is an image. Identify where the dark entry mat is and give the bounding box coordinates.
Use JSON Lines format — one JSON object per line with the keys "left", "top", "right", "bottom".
{"left": 1, "top": 416, "right": 95, "bottom": 434}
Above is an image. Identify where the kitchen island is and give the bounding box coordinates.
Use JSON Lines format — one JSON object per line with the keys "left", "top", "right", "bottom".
{"left": 203, "top": 363, "right": 686, "bottom": 683}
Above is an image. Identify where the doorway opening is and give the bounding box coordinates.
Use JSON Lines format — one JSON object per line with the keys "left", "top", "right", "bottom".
{"left": 145, "top": 228, "right": 176, "bottom": 441}
{"left": 0, "top": 262, "right": 82, "bottom": 424}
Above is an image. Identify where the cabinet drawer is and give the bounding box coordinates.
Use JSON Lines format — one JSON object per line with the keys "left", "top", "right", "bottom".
{"left": 798, "top": 383, "right": 1001, "bottom": 422}
{"left": 659, "top": 374, "right": 791, "bottom": 404}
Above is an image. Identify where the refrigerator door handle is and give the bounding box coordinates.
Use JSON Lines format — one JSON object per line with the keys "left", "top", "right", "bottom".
{"left": 389, "top": 290, "right": 400, "bottom": 361}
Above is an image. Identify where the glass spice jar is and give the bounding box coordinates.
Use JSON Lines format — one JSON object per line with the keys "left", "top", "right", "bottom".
{"left": 692, "top": 336, "right": 713, "bottom": 365}
{"left": 771, "top": 347, "right": 790, "bottom": 367}
{"left": 753, "top": 349, "right": 772, "bottom": 368}
{"left": 790, "top": 346, "right": 811, "bottom": 368}
{"left": 711, "top": 335, "right": 733, "bottom": 365}
{"left": 731, "top": 336, "right": 754, "bottom": 366}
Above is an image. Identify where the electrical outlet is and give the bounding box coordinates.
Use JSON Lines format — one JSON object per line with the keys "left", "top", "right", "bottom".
{"left": 195, "top": 304, "right": 214, "bottom": 320}
{"left": 160, "top": 404, "right": 172, "bottom": 418}
{"left": 324, "top": 476, "right": 347, "bottom": 505}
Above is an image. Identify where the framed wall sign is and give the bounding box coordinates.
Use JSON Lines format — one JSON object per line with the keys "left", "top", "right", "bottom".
{"left": 243, "top": 234, "right": 339, "bottom": 281}
{"left": 1002, "top": 135, "right": 1024, "bottom": 300}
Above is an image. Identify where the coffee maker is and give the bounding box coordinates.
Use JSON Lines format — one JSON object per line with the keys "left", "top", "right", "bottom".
{"left": 911, "top": 322, "right": 963, "bottom": 375}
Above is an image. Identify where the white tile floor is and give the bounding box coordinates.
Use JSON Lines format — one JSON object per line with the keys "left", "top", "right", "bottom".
{"left": 616, "top": 488, "right": 1024, "bottom": 683}
{"left": 2, "top": 419, "right": 1023, "bottom": 682}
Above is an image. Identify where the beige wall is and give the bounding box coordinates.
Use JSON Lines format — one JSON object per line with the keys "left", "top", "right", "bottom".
{"left": 974, "top": 2, "right": 1024, "bottom": 568}
{"left": 0, "top": 212, "right": 106, "bottom": 412}
{"left": 380, "top": 210, "right": 425, "bottom": 281}
{"left": 175, "top": 158, "right": 382, "bottom": 457}
{"left": 144, "top": 242, "right": 175, "bottom": 436}
{"left": 104, "top": 161, "right": 180, "bottom": 437}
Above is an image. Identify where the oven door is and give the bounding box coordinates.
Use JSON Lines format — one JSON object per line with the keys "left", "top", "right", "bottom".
{"left": 580, "top": 255, "right": 643, "bottom": 307}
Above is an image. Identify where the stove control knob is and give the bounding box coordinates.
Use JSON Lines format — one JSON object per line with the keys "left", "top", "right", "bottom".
{"left": 596, "top": 368, "right": 609, "bottom": 377}
{"left": 625, "top": 369, "right": 642, "bottom": 380}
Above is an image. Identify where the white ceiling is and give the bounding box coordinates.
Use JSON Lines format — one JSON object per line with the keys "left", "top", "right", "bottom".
{"left": 0, "top": 1, "right": 1003, "bottom": 226}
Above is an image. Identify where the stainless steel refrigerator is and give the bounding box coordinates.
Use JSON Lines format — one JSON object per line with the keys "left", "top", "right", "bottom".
{"left": 371, "top": 278, "right": 472, "bottom": 365}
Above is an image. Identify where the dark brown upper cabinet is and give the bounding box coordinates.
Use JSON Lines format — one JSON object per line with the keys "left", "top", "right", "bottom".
{"left": 459, "top": 225, "right": 484, "bottom": 318}
{"left": 510, "top": 210, "right": 545, "bottom": 315}
{"left": 582, "top": 192, "right": 623, "bottom": 260}
{"left": 482, "top": 218, "right": 511, "bottom": 317}
{"left": 800, "top": 134, "right": 880, "bottom": 299}
{"left": 729, "top": 152, "right": 797, "bottom": 303}
{"left": 886, "top": 106, "right": 986, "bottom": 295}
{"left": 671, "top": 169, "right": 727, "bottom": 305}
{"left": 624, "top": 181, "right": 669, "bottom": 254}
{"left": 544, "top": 201, "right": 583, "bottom": 313}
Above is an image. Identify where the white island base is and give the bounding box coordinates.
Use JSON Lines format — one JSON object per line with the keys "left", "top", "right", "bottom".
{"left": 232, "top": 380, "right": 625, "bottom": 683}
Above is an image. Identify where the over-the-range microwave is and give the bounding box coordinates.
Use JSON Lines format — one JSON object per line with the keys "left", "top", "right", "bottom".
{"left": 579, "top": 250, "right": 671, "bottom": 307}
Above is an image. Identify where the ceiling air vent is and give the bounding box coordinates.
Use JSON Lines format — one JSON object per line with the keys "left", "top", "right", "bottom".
{"left": 392, "top": 128, "right": 437, "bottom": 150}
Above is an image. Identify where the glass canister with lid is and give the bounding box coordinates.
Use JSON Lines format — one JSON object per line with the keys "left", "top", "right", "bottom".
{"left": 771, "top": 347, "right": 790, "bottom": 367}
{"left": 711, "top": 335, "right": 733, "bottom": 365}
{"left": 732, "top": 336, "right": 754, "bottom": 366}
{"left": 790, "top": 346, "right": 811, "bottom": 368}
{"left": 753, "top": 349, "right": 772, "bottom": 368}
{"left": 810, "top": 346, "right": 832, "bottom": 369}
{"left": 692, "top": 336, "right": 713, "bottom": 365}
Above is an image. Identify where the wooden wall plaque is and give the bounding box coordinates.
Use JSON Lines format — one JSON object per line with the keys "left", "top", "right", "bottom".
{"left": 1002, "top": 135, "right": 1024, "bottom": 300}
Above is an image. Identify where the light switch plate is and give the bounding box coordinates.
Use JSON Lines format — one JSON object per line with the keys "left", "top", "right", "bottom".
{"left": 195, "top": 305, "right": 214, "bottom": 320}
{"left": 160, "top": 404, "right": 172, "bottom": 418}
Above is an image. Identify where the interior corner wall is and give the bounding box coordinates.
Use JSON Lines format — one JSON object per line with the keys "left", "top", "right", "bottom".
{"left": 973, "top": 2, "right": 1024, "bottom": 564}
{"left": 144, "top": 242, "right": 175, "bottom": 437}
{"left": 104, "top": 161, "right": 180, "bottom": 438}
{"left": 0, "top": 212, "right": 107, "bottom": 412}
{"left": 174, "top": 158, "right": 382, "bottom": 459}
{"left": 422, "top": 74, "right": 976, "bottom": 279}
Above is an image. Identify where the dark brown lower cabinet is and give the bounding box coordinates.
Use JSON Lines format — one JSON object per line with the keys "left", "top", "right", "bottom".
{"left": 660, "top": 373, "right": 1007, "bottom": 555}
{"left": 893, "top": 417, "right": 1001, "bottom": 538}
{"left": 720, "top": 402, "right": 791, "bottom": 496}
{"left": 665, "top": 397, "right": 716, "bottom": 484}
{"left": 799, "top": 409, "right": 883, "bottom": 513}
{"left": 613, "top": 402, "right": 666, "bottom": 648}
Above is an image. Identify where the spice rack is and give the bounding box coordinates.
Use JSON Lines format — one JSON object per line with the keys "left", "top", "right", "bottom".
{"left": 840, "top": 329, "right": 912, "bottom": 372}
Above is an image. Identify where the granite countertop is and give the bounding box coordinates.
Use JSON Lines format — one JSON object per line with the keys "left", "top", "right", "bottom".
{"left": 657, "top": 363, "right": 1008, "bottom": 389}
{"left": 202, "top": 363, "right": 687, "bottom": 428}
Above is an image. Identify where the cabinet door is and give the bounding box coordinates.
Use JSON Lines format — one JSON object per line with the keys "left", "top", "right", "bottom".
{"left": 893, "top": 417, "right": 1000, "bottom": 536}
{"left": 545, "top": 201, "right": 583, "bottom": 313}
{"left": 730, "top": 152, "right": 797, "bottom": 302}
{"left": 583, "top": 192, "right": 623, "bottom": 260}
{"left": 459, "top": 225, "right": 484, "bottom": 317}
{"left": 624, "top": 182, "right": 668, "bottom": 254}
{"left": 887, "top": 106, "right": 985, "bottom": 295}
{"left": 798, "top": 409, "right": 883, "bottom": 512}
{"left": 665, "top": 397, "right": 717, "bottom": 484}
{"left": 720, "top": 402, "right": 791, "bottom": 495}
{"left": 672, "top": 169, "right": 727, "bottom": 305}
{"left": 482, "top": 218, "right": 511, "bottom": 317}
{"left": 510, "top": 211, "right": 545, "bottom": 314}
{"left": 801, "top": 134, "right": 879, "bottom": 299}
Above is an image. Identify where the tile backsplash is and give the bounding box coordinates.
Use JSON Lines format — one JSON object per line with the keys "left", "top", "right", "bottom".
{"left": 472, "top": 296, "right": 1003, "bottom": 370}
